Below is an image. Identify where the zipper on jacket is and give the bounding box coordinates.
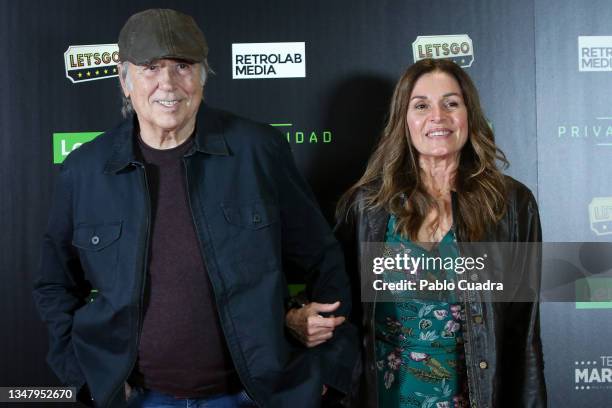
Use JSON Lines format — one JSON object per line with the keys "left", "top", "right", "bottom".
{"left": 452, "top": 228, "right": 478, "bottom": 408}
{"left": 449, "top": 196, "right": 479, "bottom": 407}
{"left": 105, "top": 163, "right": 151, "bottom": 407}
{"left": 461, "top": 293, "right": 478, "bottom": 407}
{"left": 371, "top": 289, "right": 379, "bottom": 404}
{"left": 181, "top": 158, "right": 260, "bottom": 407}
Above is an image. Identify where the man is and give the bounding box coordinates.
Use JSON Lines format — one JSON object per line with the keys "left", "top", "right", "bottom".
{"left": 34, "top": 9, "right": 357, "bottom": 408}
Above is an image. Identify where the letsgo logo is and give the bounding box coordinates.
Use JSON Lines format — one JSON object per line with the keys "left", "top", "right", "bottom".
{"left": 578, "top": 36, "right": 612, "bottom": 72}
{"left": 589, "top": 197, "right": 612, "bottom": 236}
{"left": 412, "top": 35, "right": 474, "bottom": 68}
{"left": 53, "top": 132, "right": 102, "bottom": 164}
{"left": 64, "top": 44, "right": 120, "bottom": 83}
{"left": 232, "top": 42, "right": 306, "bottom": 79}
{"left": 574, "top": 356, "right": 612, "bottom": 391}
{"left": 270, "top": 123, "right": 332, "bottom": 144}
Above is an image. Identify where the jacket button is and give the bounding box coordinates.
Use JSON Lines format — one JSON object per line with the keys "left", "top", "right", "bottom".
{"left": 253, "top": 214, "right": 261, "bottom": 223}
{"left": 479, "top": 361, "right": 488, "bottom": 369}
{"left": 473, "top": 315, "right": 483, "bottom": 324}
{"left": 91, "top": 236, "right": 100, "bottom": 245}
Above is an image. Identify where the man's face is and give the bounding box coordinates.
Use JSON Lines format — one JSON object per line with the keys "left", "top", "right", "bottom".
{"left": 120, "top": 59, "right": 203, "bottom": 135}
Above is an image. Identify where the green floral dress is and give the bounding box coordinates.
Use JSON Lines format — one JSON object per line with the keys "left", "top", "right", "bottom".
{"left": 375, "top": 215, "right": 469, "bottom": 408}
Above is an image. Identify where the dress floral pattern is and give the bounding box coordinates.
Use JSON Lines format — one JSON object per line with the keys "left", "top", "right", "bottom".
{"left": 375, "top": 215, "right": 469, "bottom": 408}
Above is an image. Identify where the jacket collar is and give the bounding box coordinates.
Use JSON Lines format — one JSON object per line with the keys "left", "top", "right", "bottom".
{"left": 192, "top": 103, "right": 230, "bottom": 156}
{"left": 104, "top": 103, "right": 229, "bottom": 174}
{"left": 363, "top": 190, "right": 461, "bottom": 242}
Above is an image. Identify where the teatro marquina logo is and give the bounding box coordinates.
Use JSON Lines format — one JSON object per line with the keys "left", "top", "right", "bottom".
{"left": 64, "top": 44, "right": 120, "bottom": 83}
{"left": 232, "top": 42, "right": 306, "bottom": 79}
{"left": 412, "top": 35, "right": 474, "bottom": 68}
{"left": 574, "top": 356, "right": 612, "bottom": 391}
{"left": 578, "top": 36, "right": 612, "bottom": 72}
{"left": 589, "top": 197, "right": 612, "bottom": 236}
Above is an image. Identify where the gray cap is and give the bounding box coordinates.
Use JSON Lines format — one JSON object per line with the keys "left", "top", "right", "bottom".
{"left": 118, "top": 8, "right": 208, "bottom": 65}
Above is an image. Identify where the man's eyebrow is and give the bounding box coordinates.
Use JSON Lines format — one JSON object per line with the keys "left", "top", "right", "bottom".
{"left": 409, "top": 92, "right": 461, "bottom": 101}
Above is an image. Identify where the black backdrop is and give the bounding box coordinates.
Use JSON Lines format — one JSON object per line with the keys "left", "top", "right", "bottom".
{"left": 1, "top": 1, "right": 611, "bottom": 406}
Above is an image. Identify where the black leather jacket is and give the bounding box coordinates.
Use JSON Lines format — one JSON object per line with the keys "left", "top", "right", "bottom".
{"left": 335, "top": 176, "right": 547, "bottom": 408}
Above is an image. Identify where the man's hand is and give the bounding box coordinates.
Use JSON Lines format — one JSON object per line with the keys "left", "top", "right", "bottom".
{"left": 285, "top": 301, "right": 346, "bottom": 347}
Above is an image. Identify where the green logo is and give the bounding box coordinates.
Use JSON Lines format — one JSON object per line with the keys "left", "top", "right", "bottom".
{"left": 270, "top": 123, "right": 333, "bottom": 144}
{"left": 576, "top": 277, "right": 612, "bottom": 309}
{"left": 288, "top": 283, "right": 305, "bottom": 297}
{"left": 53, "top": 132, "right": 102, "bottom": 164}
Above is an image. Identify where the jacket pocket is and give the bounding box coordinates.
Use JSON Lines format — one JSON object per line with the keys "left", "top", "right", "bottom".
{"left": 72, "top": 221, "right": 122, "bottom": 291}
{"left": 220, "top": 201, "right": 280, "bottom": 264}
{"left": 221, "top": 200, "right": 279, "bottom": 230}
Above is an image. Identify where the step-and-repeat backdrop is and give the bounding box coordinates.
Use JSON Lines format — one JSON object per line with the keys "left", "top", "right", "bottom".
{"left": 1, "top": 0, "right": 611, "bottom": 406}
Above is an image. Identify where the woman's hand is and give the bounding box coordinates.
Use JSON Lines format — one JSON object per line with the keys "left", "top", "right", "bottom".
{"left": 285, "top": 301, "right": 346, "bottom": 347}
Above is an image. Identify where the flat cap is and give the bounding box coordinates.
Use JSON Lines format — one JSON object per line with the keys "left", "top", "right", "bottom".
{"left": 118, "top": 8, "right": 208, "bottom": 65}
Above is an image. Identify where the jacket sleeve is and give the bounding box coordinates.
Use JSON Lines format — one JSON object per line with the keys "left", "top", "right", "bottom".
{"left": 32, "top": 165, "right": 90, "bottom": 394}
{"left": 274, "top": 137, "right": 359, "bottom": 395}
{"left": 333, "top": 202, "right": 369, "bottom": 407}
{"left": 333, "top": 201, "right": 362, "bottom": 330}
{"left": 503, "top": 188, "right": 547, "bottom": 407}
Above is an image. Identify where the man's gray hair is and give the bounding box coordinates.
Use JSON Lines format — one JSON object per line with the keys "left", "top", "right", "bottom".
{"left": 119, "top": 60, "right": 212, "bottom": 118}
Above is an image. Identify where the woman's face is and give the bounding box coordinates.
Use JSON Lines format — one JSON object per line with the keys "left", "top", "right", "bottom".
{"left": 406, "top": 71, "right": 469, "bottom": 159}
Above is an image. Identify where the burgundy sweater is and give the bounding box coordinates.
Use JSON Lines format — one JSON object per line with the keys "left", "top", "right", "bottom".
{"left": 130, "top": 135, "right": 241, "bottom": 397}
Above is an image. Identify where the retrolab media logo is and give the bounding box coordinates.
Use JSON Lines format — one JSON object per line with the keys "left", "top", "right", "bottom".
{"left": 232, "top": 42, "right": 306, "bottom": 79}
{"left": 578, "top": 36, "right": 612, "bottom": 71}
{"left": 64, "top": 44, "right": 119, "bottom": 83}
{"left": 412, "top": 35, "right": 474, "bottom": 68}
{"left": 557, "top": 37, "right": 612, "bottom": 149}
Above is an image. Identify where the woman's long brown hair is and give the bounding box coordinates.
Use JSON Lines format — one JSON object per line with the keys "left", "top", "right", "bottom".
{"left": 337, "top": 58, "right": 508, "bottom": 242}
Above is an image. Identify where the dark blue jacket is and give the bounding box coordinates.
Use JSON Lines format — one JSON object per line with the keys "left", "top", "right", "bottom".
{"left": 33, "top": 105, "right": 358, "bottom": 408}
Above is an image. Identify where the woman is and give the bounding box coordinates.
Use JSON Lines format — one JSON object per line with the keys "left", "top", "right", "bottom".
{"left": 334, "top": 58, "right": 546, "bottom": 407}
